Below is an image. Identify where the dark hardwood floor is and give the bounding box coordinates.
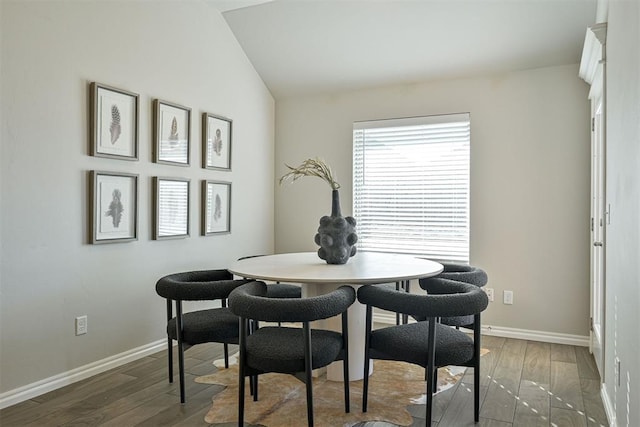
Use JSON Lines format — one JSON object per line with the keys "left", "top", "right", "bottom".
{"left": 0, "top": 336, "right": 608, "bottom": 426}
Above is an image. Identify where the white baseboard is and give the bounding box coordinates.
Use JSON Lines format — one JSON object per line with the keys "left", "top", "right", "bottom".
{"left": 374, "top": 313, "right": 590, "bottom": 346}
{"left": 481, "top": 324, "right": 590, "bottom": 347}
{"left": 601, "top": 382, "right": 616, "bottom": 427}
{"left": 0, "top": 339, "right": 166, "bottom": 410}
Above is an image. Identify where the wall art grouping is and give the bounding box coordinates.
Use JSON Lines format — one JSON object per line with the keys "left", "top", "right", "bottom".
{"left": 87, "top": 80, "right": 233, "bottom": 244}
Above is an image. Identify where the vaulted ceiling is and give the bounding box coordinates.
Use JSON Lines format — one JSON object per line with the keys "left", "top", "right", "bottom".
{"left": 208, "top": 0, "right": 597, "bottom": 99}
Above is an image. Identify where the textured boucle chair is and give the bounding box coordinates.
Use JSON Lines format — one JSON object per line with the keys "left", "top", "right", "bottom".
{"left": 229, "top": 281, "right": 355, "bottom": 427}
{"left": 155, "top": 269, "right": 250, "bottom": 403}
{"left": 357, "top": 278, "right": 488, "bottom": 424}
{"left": 419, "top": 262, "right": 488, "bottom": 328}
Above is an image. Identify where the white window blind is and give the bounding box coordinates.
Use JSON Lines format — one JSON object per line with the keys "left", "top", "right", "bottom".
{"left": 353, "top": 113, "right": 470, "bottom": 262}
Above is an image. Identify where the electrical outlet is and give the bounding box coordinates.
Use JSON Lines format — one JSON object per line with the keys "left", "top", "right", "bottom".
{"left": 503, "top": 290, "right": 513, "bottom": 305}
{"left": 484, "top": 288, "right": 494, "bottom": 302}
{"left": 75, "top": 315, "right": 88, "bottom": 335}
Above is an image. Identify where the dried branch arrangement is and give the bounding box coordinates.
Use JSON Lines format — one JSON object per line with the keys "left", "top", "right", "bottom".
{"left": 279, "top": 158, "right": 340, "bottom": 190}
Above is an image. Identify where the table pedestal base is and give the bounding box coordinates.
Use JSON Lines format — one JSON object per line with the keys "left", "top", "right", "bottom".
{"left": 303, "top": 283, "right": 373, "bottom": 382}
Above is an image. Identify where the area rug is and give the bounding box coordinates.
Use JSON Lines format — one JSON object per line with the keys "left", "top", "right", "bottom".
{"left": 196, "top": 351, "right": 487, "bottom": 427}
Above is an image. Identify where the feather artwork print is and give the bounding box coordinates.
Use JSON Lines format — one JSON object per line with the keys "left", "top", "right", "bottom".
{"left": 169, "top": 116, "right": 179, "bottom": 145}
{"left": 105, "top": 189, "right": 124, "bottom": 228}
{"left": 109, "top": 105, "right": 121, "bottom": 144}
{"left": 213, "top": 128, "right": 223, "bottom": 156}
{"left": 214, "top": 194, "right": 222, "bottom": 221}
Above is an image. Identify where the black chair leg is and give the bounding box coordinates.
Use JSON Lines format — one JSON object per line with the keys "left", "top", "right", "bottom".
{"left": 425, "top": 318, "right": 437, "bottom": 424}
{"left": 166, "top": 299, "right": 174, "bottom": 383}
{"left": 223, "top": 343, "right": 229, "bottom": 369}
{"left": 175, "top": 301, "right": 186, "bottom": 404}
{"left": 433, "top": 366, "right": 438, "bottom": 393}
{"left": 395, "top": 281, "right": 401, "bottom": 325}
{"left": 402, "top": 280, "right": 410, "bottom": 324}
{"left": 167, "top": 337, "right": 173, "bottom": 383}
{"left": 303, "top": 322, "right": 314, "bottom": 427}
{"left": 474, "top": 365, "right": 480, "bottom": 422}
{"left": 474, "top": 314, "right": 482, "bottom": 422}
{"left": 362, "top": 305, "right": 372, "bottom": 413}
{"left": 252, "top": 375, "right": 259, "bottom": 402}
{"left": 238, "top": 377, "right": 245, "bottom": 427}
{"left": 342, "top": 309, "right": 350, "bottom": 413}
{"left": 238, "top": 318, "right": 247, "bottom": 427}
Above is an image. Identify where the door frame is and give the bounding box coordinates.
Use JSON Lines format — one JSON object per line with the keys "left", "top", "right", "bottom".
{"left": 579, "top": 23, "right": 607, "bottom": 380}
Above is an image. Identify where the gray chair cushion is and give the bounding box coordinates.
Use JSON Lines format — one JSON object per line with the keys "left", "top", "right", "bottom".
{"left": 166, "top": 307, "right": 239, "bottom": 345}
{"left": 369, "top": 321, "right": 474, "bottom": 367}
{"left": 245, "top": 327, "right": 343, "bottom": 373}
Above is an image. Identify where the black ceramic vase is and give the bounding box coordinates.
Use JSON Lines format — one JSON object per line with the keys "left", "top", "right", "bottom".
{"left": 315, "top": 189, "right": 357, "bottom": 264}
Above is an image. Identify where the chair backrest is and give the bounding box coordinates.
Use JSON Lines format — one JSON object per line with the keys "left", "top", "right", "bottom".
{"left": 357, "top": 279, "right": 488, "bottom": 318}
{"left": 155, "top": 269, "right": 249, "bottom": 301}
{"left": 229, "top": 281, "right": 356, "bottom": 322}
{"left": 436, "top": 262, "right": 488, "bottom": 287}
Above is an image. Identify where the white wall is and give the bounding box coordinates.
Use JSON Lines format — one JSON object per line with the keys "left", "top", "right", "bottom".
{"left": 275, "top": 64, "right": 591, "bottom": 337}
{"left": 603, "top": 1, "right": 640, "bottom": 425}
{"left": 0, "top": 1, "right": 275, "bottom": 395}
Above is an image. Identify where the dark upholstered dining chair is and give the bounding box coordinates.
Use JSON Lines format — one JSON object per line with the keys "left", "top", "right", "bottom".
{"left": 418, "top": 262, "right": 488, "bottom": 328}
{"left": 357, "top": 278, "right": 489, "bottom": 424}
{"left": 228, "top": 281, "right": 355, "bottom": 427}
{"left": 155, "top": 269, "right": 250, "bottom": 403}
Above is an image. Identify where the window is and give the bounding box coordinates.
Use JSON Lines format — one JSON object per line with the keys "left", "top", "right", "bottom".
{"left": 353, "top": 113, "right": 470, "bottom": 262}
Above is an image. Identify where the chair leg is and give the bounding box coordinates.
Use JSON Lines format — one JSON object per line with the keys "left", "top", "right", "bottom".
{"left": 474, "top": 315, "right": 482, "bottom": 422}
{"left": 425, "top": 318, "right": 437, "bottom": 424}
{"left": 166, "top": 299, "right": 173, "bottom": 383}
{"left": 342, "top": 308, "right": 350, "bottom": 413}
{"left": 167, "top": 337, "right": 173, "bottom": 383}
{"left": 252, "top": 375, "right": 259, "bottom": 402}
{"left": 433, "top": 366, "right": 438, "bottom": 393}
{"left": 426, "top": 366, "right": 436, "bottom": 424}
{"left": 223, "top": 343, "right": 229, "bottom": 369}
{"left": 238, "top": 318, "right": 247, "bottom": 427}
{"left": 175, "top": 301, "right": 186, "bottom": 404}
{"left": 362, "top": 305, "right": 373, "bottom": 413}
{"left": 395, "top": 281, "right": 401, "bottom": 325}
{"left": 303, "top": 322, "right": 314, "bottom": 427}
{"left": 402, "top": 280, "right": 410, "bottom": 325}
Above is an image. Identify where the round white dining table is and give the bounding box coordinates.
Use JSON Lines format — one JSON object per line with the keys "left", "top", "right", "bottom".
{"left": 228, "top": 252, "right": 443, "bottom": 381}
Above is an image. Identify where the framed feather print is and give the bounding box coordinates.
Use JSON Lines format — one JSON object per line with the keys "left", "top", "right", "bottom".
{"left": 202, "top": 112, "right": 232, "bottom": 170}
{"left": 154, "top": 99, "right": 191, "bottom": 166}
{"left": 89, "top": 170, "right": 139, "bottom": 244}
{"left": 153, "top": 177, "right": 190, "bottom": 240}
{"left": 90, "top": 82, "right": 139, "bottom": 160}
{"left": 202, "top": 180, "right": 231, "bottom": 235}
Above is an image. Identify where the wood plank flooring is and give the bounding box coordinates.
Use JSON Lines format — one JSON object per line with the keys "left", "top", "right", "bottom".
{"left": 0, "top": 337, "right": 609, "bottom": 426}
